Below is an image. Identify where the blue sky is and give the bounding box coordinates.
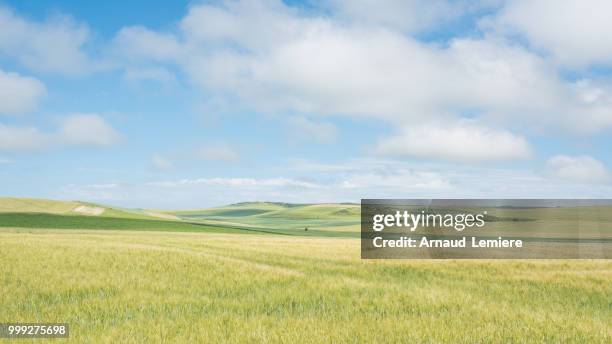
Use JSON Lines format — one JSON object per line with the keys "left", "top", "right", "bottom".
{"left": 1, "top": 0, "right": 612, "bottom": 208}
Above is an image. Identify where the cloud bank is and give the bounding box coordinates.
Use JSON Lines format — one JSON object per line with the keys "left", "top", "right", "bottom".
{"left": 0, "top": 7, "right": 95, "bottom": 75}
{"left": 0, "top": 69, "right": 46, "bottom": 115}
{"left": 109, "top": 0, "right": 612, "bottom": 161}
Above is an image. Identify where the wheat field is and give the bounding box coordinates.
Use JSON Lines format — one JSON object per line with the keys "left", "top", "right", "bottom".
{"left": 1, "top": 228, "right": 610, "bottom": 343}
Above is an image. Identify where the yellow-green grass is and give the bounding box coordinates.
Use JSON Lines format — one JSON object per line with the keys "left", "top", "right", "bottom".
{"left": 0, "top": 198, "right": 162, "bottom": 221}
{"left": 1, "top": 229, "right": 610, "bottom": 343}
{"left": 0, "top": 198, "right": 82, "bottom": 214}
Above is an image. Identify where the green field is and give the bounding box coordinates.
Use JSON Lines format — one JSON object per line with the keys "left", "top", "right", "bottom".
{"left": 1, "top": 198, "right": 611, "bottom": 343}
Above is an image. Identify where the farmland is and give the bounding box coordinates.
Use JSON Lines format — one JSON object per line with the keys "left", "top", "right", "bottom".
{"left": 0, "top": 198, "right": 610, "bottom": 343}
{"left": 0, "top": 199, "right": 360, "bottom": 237}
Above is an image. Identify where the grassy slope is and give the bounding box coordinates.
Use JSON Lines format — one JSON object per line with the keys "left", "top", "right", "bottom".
{"left": 0, "top": 197, "right": 160, "bottom": 220}
{"left": 171, "top": 202, "right": 361, "bottom": 233}
{"left": 0, "top": 230, "right": 609, "bottom": 343}
{"left": 0, "top": 198, "right": 258, "bottom": 235}
{"left": 0, "top": 197, "right": 83, "bottom": 214}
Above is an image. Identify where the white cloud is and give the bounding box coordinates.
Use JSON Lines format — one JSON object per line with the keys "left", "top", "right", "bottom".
{"left": 0, "top": 69, "right": 46, "bottom": 115}
{"left": 287, "top": 117, "right": 336, "bottom": 143}
{"left": 546, "top": 155, "right": 610, "bottom": 184}
{"left": 375, "top": 122, "right": 532, "bottom": 162}
{"left": 112, "top": 0, "right": 612, "bottom": 148}
{"left": 0, "top": 114, "right": 120, "bottom": 152}
{"left": 0, "top": 124, "right": 50, "bottom": 152}
{"left": 178, "top": 0, "right": 306, "bottom": 51}
{"left": 486, "top": 0, "right": 612, "bottom": 67}
{"left": 196, "top": 143, "right": 239, "bottom": 162}
{"left": 0, "top": 157, "right": 13, "bottom": 164}
{"left": 0, "top": 6, "right": 95, "bottom": 75}
{"left": 58, "top": 114, "right": 121, "bottom": 147}
{"left": 151, "top": 154, "right": 172, "bottom": 171}
{"left": 114, "top": 25, "right": 183, "bottom": 61}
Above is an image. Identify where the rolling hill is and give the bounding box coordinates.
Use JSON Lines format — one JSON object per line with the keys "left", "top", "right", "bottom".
{"left": 168, "top": 202, "right": 361, "bottom": 234}
{"left": 0, "top": 198, "right": 360, "bottom": 237}
{"left": 0, "top": 197, "right": 157, "bottom": 219}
